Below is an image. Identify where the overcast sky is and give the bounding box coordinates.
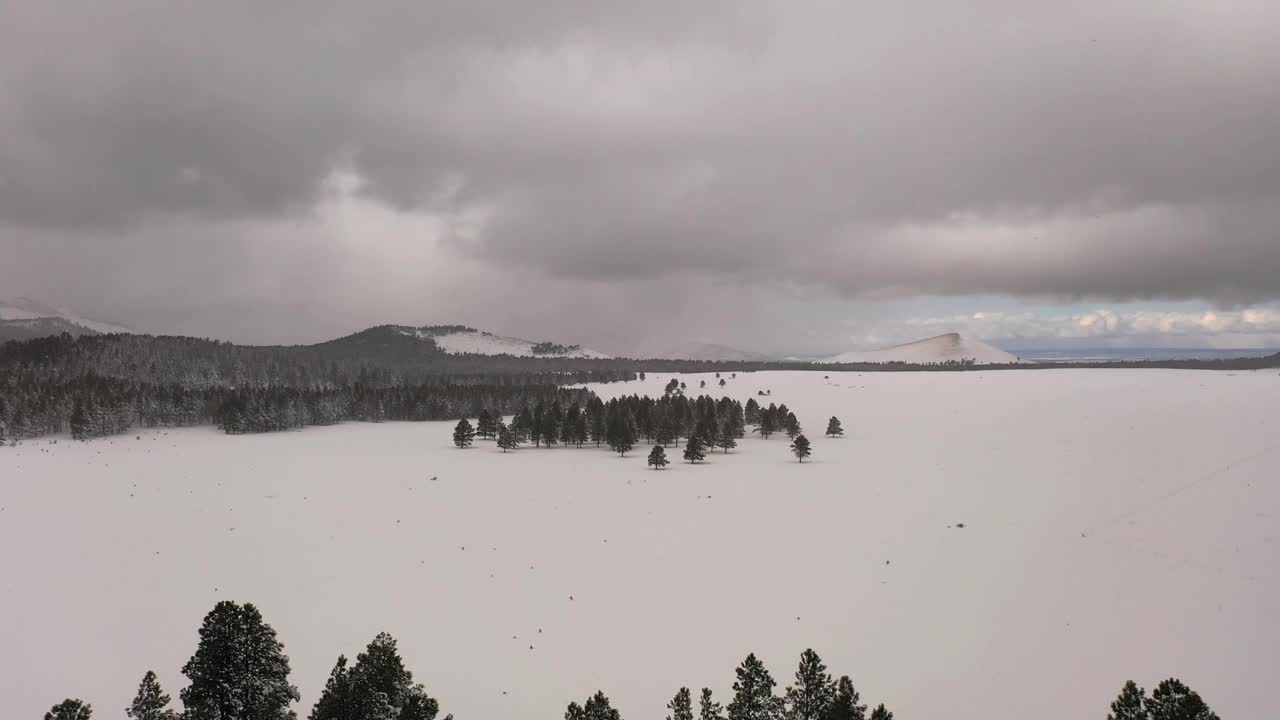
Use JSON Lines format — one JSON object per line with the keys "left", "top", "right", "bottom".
{"left": 3, "top": 1, "right": 1280, "bottom": 355}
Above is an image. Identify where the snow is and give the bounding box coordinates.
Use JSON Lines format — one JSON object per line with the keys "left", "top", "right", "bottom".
{"left": 0, "top": 297, "right": 134, "bottom": 334}
{"left": 403, "top": 328, "right": 611, "bottom": 358}
{"left": 825, "top": 332, "right": 1022, "bottom": 364}
{"left": 2, "top": 370, "right": 1277, "bottom": 719}
{"left": 641, "top": 341, "right": 772, "bottom": 362}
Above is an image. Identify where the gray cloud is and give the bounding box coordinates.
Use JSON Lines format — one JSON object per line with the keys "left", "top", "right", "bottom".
{"left": 2, "top": 0, "right": 1280, "bottom": 348}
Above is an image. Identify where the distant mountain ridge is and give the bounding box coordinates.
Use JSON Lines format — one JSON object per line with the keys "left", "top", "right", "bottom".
{"left": 825, "top": 332, "right": 1023, "bottom": 365}
{"left": 0, "top": 297, "right": 134, "bottom": 343}
{"left": 320, "top": 324, "right": 611, "bottom": 359}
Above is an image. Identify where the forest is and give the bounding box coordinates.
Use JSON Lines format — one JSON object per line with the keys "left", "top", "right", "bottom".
{"left": 40, "top": 599, "right": 1220, "bottom": 720}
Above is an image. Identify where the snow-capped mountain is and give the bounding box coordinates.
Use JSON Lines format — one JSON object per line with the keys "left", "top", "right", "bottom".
{"left": 397, "top": 325, "right": 611, "bottom": 359}
{"left": 0, "top": 297, "right": 134, "bottom": 343}
{"left": 824, "top": 332, "right": 1022, "bottom": 364}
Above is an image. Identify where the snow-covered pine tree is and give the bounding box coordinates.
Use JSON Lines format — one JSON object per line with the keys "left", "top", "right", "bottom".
{"left": 783, "top": 649, "right": 834, "bottom": 720}
{"left": 648, "top": 445, "right": 669, "bottom": 469}
{"left": 1107, "top": 681, "right": 1147, "bottom": 720}
{"left": 716, "top": 425, "right": 737, "bottom": 454}
{"left": 311, "top": 633, "right": 439, "bottom": 720}
{"left": 475, "top": 409, "right": 495, "bottom": 439}
{"left": 868, "top": 704, "right": 893, "bottom": 720}
{"left": 452, "top": 419, "right": 475, "bottom": 448}
{"left": 683, "top": 435, "right": 706, "bottom": 463}
{"left": 700, "top": 689, "right": 725, "bottom": 720}
{"left": 727, "top": 653, "right": 784, "bottom": 720}
{"left": 784, "top": 413, "right": 801, "bottom": 440}
{"left": 826, "top": 676, "right": 866, "bottom": 720}
{"left": 44, "top": 699, "right": 93, "bottom": 720}
{"left": 790, "top": 435, "right": 811, "bottom": 463}
{"left": 497, "top": 423, "right": 518, "bottom": 452}
{"left": 825, "top": 417, "right": 843, "bottom": 437}
{"left": 744, "top": 398, "right": 760, "bottom": 425}
{"left": 1146, "top": 678, "right": 1219, "bottom": 720}
{"left": 565, "top": 691, "right": 622, "bottom": 720}
{"left": 127, "top": 671, "right": 176, "bottom": 720}
{"left": 667, "top": 687, "right": 694, "bottom": 720}
{"left": 180, "top": 601, "right": 300, "bottom": 720}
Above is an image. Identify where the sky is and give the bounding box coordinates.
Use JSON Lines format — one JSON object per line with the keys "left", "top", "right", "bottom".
{"left": 2, "top": 0, "right": 1280, "bottom": 356}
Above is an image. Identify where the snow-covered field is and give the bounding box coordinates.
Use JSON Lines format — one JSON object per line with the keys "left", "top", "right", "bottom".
{"left": 2, "top": 370, "right": 1277, "bottom": 719}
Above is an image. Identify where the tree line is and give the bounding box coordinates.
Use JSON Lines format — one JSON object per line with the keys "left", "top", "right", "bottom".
{"left": 40, "top": 600, "right": 1220, "bottom": 720}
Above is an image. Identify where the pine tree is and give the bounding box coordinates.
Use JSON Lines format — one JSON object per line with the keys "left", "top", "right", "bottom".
{"left": 744, "top": 399, "right": 760, "bottom": 425}
{"left": 1108, "top": 681, "right": 1147, "bottom": 720}
{"left": 790, "top": 435, "right": 811, "bottom": 463}
{"left": 310, "top": 633, "right": 439, "bottom": 720}
{"left": 476, "top": 409, "right": 496, "bottom": 439}
{"left": 868, "top": 705, "right": 893, "bottom": 720}
{"left": 826, "top": 676, "right": 866, "bottom": 720}
{"left": 716, "top": 425, "right": 737, "bottom": 454}
{"left": 45, "top": 699, "right": 93, "bottom": 720}
{"left": 783, "top": 650, "right": 834, "bottom": 720}
{"left": 700, "top": 689, "right": 724, "bottom": 720}
{"left": 497, "top": 423, "right": 518, "bottom": 452}
{"left": 1146, "top": 679, "right": 1219, "bottom": 720}
{"left": 825, "top": 417, "right": 843, "bottom": 438}
{"left": 727, "top": 653, "right": 783, "bottom": 720}
{"left": 784, "top": 413, "right": 801, "bottom": 440}
{"left": 127, "top": 671, "right": 176, "bottom": 720}
{"left": 683, "top": 435, "right": 706, "bottom": 463}
{"left": 309, "top": 656, "right": 355, "bottom": 720}
{"left": 452, "top": 419, "right": 475, "bottom": 448}
{"left": 565, "top": 691, "right": 622, "bottom": 720}
{"left": 667, "top": 687, "right": 694, "bottom": 720}
{"left": 649, "top": 445, "right": 669, "bottom": 469}
{"left": 180, "top": 601, "right": 300, "bottom": 720}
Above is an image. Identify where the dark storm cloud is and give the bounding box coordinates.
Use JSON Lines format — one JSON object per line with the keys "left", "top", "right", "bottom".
{"left": 3, "top": 0, "right": 1280, "bottom": 343}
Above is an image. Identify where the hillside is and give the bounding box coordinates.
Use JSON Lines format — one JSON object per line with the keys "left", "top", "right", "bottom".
{"left": 0, "top": 297, "right": 134, "bottom": 343}
{"left": 825, "top": 332, "right": 1022, "bottom": 365}
{"left": 400, "top": 325, "right": 611, "bottom": 359}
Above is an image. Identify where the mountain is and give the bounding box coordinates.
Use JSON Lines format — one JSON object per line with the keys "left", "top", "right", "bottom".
{"left": 639, "top": 341, "right": 772, "bottom": 362}
{"left": 326, "top": 324, "right": 611, "bottom": 359}
{"left": 0, "top": 297, "right": 134, "bottom": 343}
{"left": 825, "top": 332, "right": 1022, "bottom": 365}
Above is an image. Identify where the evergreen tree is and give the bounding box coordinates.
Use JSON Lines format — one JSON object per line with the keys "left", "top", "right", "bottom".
{"left": 45, "top": 699, "right": 92, "bottom": 720}
{"left": 790, "top": 435, "right": 811, "bottom": 463}
{"left": 867, "top": 705, "right": 892, "bottom": 720}
{"left": 590, "top": 409, "right": 607, "bottom": 447}
{"left": 699, "top": 689, "right": 724, "bottom": 720}
{"left": 565, "top": 691, "right": 622, "bottom": 720}
{"left": 727, "top": 653, "right": 783, "bottom": 720}
{"left": 310, "top": 633, "right": 438, "bottom": 720}
{"left": 128, "top": 671, "right": 177, "bottom": 720}
{"left": 716, "top": 425, "right": 737, "bottom": 454}
{"left": 825, "top": 417, "right": 843, "bottom": 438}
{"left": 1107, "top": 681, "right": 1147, "bottom": 720}
{"left": 826, "top": 677, "right": 866, "bottom": 720}
{"left": 573, "top": 411, "right": 589, "bottom": 447}
{"left": 452, "top": 419, "right": 475, "bottom": 448}
{"left": 783, "top": 650, "right": 834, "bottom": 720}
{"left": 1146, "top": 679, "right": 1218, "bottom": 720}
{"left": 667, "top": 688, "right": 694, "bottom": 720}
{"left": 308, "top": 657, "right": 354, "bottom": 720}
{"left": 475, "top": 409, "right": 496, "bottom": 439}
{"left": 719, "top": 378, "right": 726, "bottom": 388}
{"left": 683, "top": 435, "right": 707, "bottom": 463}
{"left": 180, "top": 601, "right": 300, "bottom": 720}
{"left": 496, "top": 423, "right": 518, "bottom": 452}
{"left": 744, "top": 398, "right": 760, "bottom": 425}
{"left": 784, "top": 413, "right": 801, "bottom": 441}
{"left": 648, "top": 445, "right": 669, "bottom": 470}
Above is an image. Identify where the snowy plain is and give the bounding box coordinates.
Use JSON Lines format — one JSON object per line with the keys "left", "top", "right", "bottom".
{"left": 1, "top": 370, "right": 1277, "bottom": 719}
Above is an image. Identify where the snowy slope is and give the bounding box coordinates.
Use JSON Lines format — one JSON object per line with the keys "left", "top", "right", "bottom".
{"left": 825, "top": 332, "right": 1021, "bottom": 364}
{"left": 0, "top": 297, "right": 134, "bottom": 336}
{"left": 402, "top": 326, "right": 611, "bottom": 358}
{"left": 640, "top": 341, "right": 772, "bottom": 361}
{"left": 1, "top": 370, "right": 1274, "bottom": 720}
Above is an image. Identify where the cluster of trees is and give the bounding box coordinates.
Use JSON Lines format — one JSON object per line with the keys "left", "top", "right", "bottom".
{"left": 453, "top": 393, "right": 749, "bottom": 458}
{"left": 43, "top": 601, "right": 447, "bottom": 720}
{"left": 1107, "top": 679, "right": 1220, "bottom": 720}
{"left": 38, "top": 600, "right": 1223, "bottom": 720}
